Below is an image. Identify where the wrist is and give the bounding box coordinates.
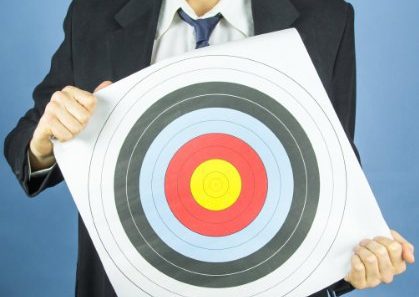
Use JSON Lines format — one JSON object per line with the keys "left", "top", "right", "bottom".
{"left": 28, "top": 138, "right": 55, "bottom": 170}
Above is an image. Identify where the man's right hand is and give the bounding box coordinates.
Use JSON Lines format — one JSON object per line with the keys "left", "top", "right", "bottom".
{"left": 28, "top": 81, "right": 112, "bottom": 171}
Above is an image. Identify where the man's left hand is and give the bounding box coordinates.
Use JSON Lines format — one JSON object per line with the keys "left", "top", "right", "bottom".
{"left": 345, "top": 229, "right": 415, "bottom": 289}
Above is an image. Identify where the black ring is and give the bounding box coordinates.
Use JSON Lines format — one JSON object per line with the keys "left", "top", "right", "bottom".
{"left": 113, "top": 82, "right": 320, "bottom": 287}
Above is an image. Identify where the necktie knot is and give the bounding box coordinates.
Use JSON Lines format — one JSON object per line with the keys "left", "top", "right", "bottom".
{"left": 177, "top": 8, "right": 223, "bottom": 48}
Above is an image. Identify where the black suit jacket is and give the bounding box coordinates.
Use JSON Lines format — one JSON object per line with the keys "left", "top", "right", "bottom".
{"left": 4, "top": 0, "right": 358, "bottom": 296}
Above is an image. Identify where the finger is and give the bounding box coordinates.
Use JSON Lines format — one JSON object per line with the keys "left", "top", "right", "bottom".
{"left": 374, "top": 236, "right": 407, "bottom": 274}
{"left": 360, "top": 239, "right": 394, "bottom": 283}
{"left": 354, "top": 245, "right": 381, "bottom": 287}
{"left": 391, "top": 230, "right": 409, "bottom": 244}
{"left": 401, "top": 242, "right": 415, "bottom": 264}
{"left": 391, "top": 230, "right": 415, "bottom": 263}
{"left": 45, "top": 101, "right": 83, "bottom": 135}
{"left": 347, "top": 254, "right": 367, "bottom": 289}
{"left": 44, "top": 113, "right": 73, "bottom": 142}
{"left": 30, "top": 119, "right": 54, "bottom": 158}
{"left": 52, "top": 91, "right": 91, "bottom": 126}
{"left": 34, "top": 116, "right": 54, "bottom": 141}
{"left": 94, "top": 80, "right": 112, "bottom": 92}
{"left": 62, "top": 85, "right": 97, "bottom": 112}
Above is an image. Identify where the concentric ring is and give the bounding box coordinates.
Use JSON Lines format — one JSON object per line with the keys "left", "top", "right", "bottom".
{"left": 140, "top": 107, "right": 292, "bottom": 262}
{"left": 114, "top": 81, "right": 320, "bottom": 287}
{"left": 165, "top": 132, "right": 268, "bottom": 236}
{"left": 189, "top": 157, "right": 242, "bottom": 211}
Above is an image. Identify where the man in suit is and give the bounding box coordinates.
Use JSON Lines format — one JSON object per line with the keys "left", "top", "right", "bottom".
{"left": 4, "top": 0, "right": 414, "bottom": 296}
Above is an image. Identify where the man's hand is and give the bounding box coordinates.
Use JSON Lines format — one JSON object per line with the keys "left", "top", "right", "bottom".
{"left": 29, "top": 81, "right": 112, "bottom": 171}
{"left": 345, "top": 229, "right": 415, "bottom": 289}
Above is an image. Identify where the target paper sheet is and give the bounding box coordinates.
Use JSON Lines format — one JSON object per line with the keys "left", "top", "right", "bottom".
{"left": 54, "top": 29, "right": 390, "bottom": 296}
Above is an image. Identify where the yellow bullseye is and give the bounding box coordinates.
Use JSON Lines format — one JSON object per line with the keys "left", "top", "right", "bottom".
{"left": 190, "top": 159, "right": 242, "bottom": 211}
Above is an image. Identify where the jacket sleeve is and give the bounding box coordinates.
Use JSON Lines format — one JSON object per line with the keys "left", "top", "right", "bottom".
{"left": 327, "top": 2, "right": 357, "bottom": 296}
{"left": 3, "top": 1, "right": 76, "bottom": 197}
{"left": 330, "top": 2, "right": 360, "bottom": 164}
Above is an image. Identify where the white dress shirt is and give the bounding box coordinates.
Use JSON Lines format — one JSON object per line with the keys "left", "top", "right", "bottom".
{"left": 151, "top": 0, "right": 254, "bottom": 63}
{"left": 29, "top": 0, "right": 254, "bottom": 178}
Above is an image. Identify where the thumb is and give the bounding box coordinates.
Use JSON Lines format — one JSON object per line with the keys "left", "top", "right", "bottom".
{"left": 94, "top": 80, "right": 112, "bottom": 92}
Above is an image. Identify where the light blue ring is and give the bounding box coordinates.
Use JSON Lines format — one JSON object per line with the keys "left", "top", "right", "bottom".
{"left": 140, "top": 108, "right": 294, "bottom": 262}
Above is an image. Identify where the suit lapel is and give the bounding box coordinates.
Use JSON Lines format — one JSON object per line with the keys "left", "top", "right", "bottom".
{"left": 251, "top": 0, "right": 300, "bottom": 35}
{"left": 108, "top": 0, "right": 300, "bottom": 81}
{"left": 108, "top": 0, "right": 162, "bottom": 81}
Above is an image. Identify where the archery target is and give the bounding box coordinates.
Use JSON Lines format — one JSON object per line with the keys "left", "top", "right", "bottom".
{"left": 87, "top": 55, "right": 347, "bottom": 296}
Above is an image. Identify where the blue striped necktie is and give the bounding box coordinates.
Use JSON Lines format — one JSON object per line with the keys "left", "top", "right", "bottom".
{"left": 177, "top": 8, "right": 223, "bottom": 48}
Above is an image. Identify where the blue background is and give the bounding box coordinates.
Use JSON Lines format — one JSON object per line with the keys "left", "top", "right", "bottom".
{"left": 0, "top": 0, "right": 417, "bottom": 296}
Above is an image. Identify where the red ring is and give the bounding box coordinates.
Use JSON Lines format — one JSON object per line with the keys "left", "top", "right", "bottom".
{"left": 165, "top": 133, "right": 267, "bottom": 236}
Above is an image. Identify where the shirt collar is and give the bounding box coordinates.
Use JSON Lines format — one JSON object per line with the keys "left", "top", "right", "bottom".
{"left": 155, "top": 0, "right": 253, "bottom": 40}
